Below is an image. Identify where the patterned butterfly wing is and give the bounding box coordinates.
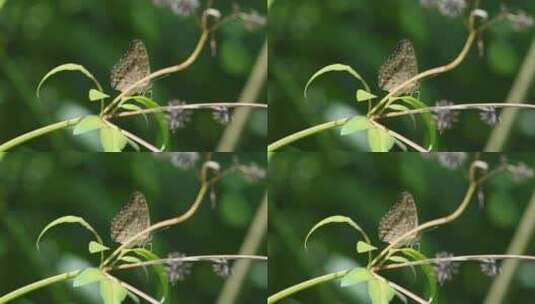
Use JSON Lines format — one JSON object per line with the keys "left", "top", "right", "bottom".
{"left": 378, "top": 39, "right": 419, "bottom": 94}
{"left": 378, "top": 191, "right": 419, "bottom": 245}
{"left": 110, "top": 191, "right": 151, "bottom": 245}
{"left": 110, "top": 39, "right": 151, "bottom": 95}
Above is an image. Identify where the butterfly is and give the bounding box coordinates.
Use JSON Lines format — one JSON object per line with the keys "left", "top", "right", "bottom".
{"left": 110, "top": 191, "right": 151, "bottom": 246}
{"left": 378, "top": 191, "right": 419, "bottom": 246}
{"left": 378, "top": 39, "right": 419, "bottom": 94}
{"left": 110, "top": 39, "right": 151, "bottom": 95}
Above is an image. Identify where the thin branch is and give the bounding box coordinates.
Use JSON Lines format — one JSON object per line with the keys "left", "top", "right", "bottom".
{"left": 370, "top": 181, "right": 479, "bottom": 268}
{"left": 378, "top": 102, "right": 535, "bottom": 120}
{"left": 109, "top": 254, "right": 267, "bottom": 272}
{"left": 0, "top": 117, "right": 81, "bottom": 152}
{"left": 267, "top": 269, "right": 351, "bottom": 304}
{"left": 380, "top": 254, "right": 535, "bottom": 271}
{"left": 119, "top": 128, "right": 161, "bottom": 152}
{"left": 103, "top": 273, "right": 159, "bottom": 304}
{"left": 111, "top": 102, "right": 266, "bottom": 119}
{"left": 103, "top": 30, "right": 210, "bottom": 115}
{"left": 387, "top": 279, "right": 430, "bottom": 304}
{"left": 370, "top": 30, "right": 477, "bottom": 115}
{"left": 370, "top": 120, "right": 428, "bottom": 152}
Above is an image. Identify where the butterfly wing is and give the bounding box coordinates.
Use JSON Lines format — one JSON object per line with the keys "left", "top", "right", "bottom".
{"left": 378, "top": 39, "right": 419, "bottom": 94}
{"left": 110, "top": 191, "right": 151, "bottom": 245}
{"left": 378, "top": 191, "right": 418, "bottom": 244}
{"left": 110, "top": 39, "right": 151, "bottom": 94}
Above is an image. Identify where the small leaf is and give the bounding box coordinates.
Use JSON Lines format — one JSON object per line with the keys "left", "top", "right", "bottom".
{"left": 387, "top": 104, "right": 410, "bottom": 112}
{"left": 387, "top": 255, "right": 410, "bottom": 263}
{"left": 100, "top": 125, "right": 128, "bottom": 152}
{"left": 340, "top": 267, "right": 372, "bottom": 287}
{"left": 356, "top": 241, "right": 377, "bottom": 253}
{"left": 356, "top": 89, "right": 377, "bottom": 102}
{"left": 304, "top": 215, "right": 371, "bottom": 249}
{"left": 368, "top": 127, "right": 395, "bottom": 152}
{"left": 368, "top": 276, "right": 395, "bottom": 304}
{"left": 73, "top": 268, "right": 105, "bottom": 287}
{"left": 395, "top": 96, "right": 436, "bottom": 149}
{"left": 73, "top": 115, "right": 106, "bottom": 135}
{"left": 89, "top": 89, "right": 110, "bottom": 101}
{"left": 36, "top": 215, "right": 103, "bottom": 250}
{"left": 304, "top": 63, "right": 371, "bottom": 98}
{"left": 120, "top": 256, "right": 143, "bottom": 264}
{"left": 340, "top": 116, "right": 373, "bottom": 136}
{"left": 89, "top": 241, "right": 109, "bottom": 254}
{"left": 100, "top": 278, "right": 128, "bottom": 304}
{"left": 37, "top": 63, "right": 102, "bottom": 99}
{"left": 119, "top": 103, "right": 143, "bottom": 111}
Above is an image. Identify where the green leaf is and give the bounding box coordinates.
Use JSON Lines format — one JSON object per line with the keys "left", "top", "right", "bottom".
{"left": 387, "top": 255, "right": 410, "bottom": 263}
{"left": 0, "top": 0, "right": 6, "bottom": 10}
{"left": 304, "top": 215, "right": 371, "bottom": 249}
{"left": 387, "top": 104, "right": 410, "bottom": 112}
{"left": 399, "top": 248, "right": 437, "bottom": 302}
{"left": 37, "top": 63, "right": 102, "bottom": 99}
{"left": 131, "top": 248, "right": 169, "bottom": 303}
{"left": 340, "top": 267, "right": 372, "bottom": 287}
{"left": 368, "top": 127, "right": 395, "bottom": 152}
{"left": 36, "top": 215, "right": 103, "bottom": 250}
{"left": 368, "top": 276, "right": 395, "bottom": 304}
{"left": 395, "top": 96, "right": 436, "bottom": 150}
{"left": 100, "top": 277, "right": 128, "bottom": 304}
{"left": 119, "top": 103, "right": 143, "bottom": 111}
{"left": 89, "top": 89, "right": 110, "bottom": 101}
{"left": 340, "top": 116, "right": 373, "bottom": 136}
{"left": 73, "top": 268, "right": 105, "bottom": 287}
{"left": 127, "top": 96, "right": 169, "bottom": 150}
{"left": 304, "top": 63, "right": 371, "bottom": 98}
{"left": 120, "top": 256, "right": 144, "bottom": 264}
{"left": 73, "top": 115, "right": 106, "bottom": 136}
{"left": 100, "top": 125, "right": 128, "bottom": 152}
{"left": 89, "top": 241, "right": 109, "bottom": 254}
{"left": 356, "top": 89, "right": 377, "bottom": 102}
{"left": 356, "top": 241, "right": 377, "bottom": 253}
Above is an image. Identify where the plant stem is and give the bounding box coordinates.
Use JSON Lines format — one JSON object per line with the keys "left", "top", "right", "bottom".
{"left": 380, "top": 254, "right": 535, "bottom": 271}
{"left": 0, "top": 270, "right": 81, "bottom": 303}
{"left": 377, "top": 102, "right": 535, "bottom": 120}
{"left": 268, "top": 118, "right": 349, "bottom": 152}
{"left": 267, "top": 269, "right": 351, "bottom": 304}
{"left": 0, "top": 118, "right": 81, "bottom": 151}
{"left": 112, "top": 102, "right": 266, "bottom": 119}
{"left": 370, "top": 30, "right": 477, "bottom": 115}
{"left": 119, "top": 128, "right": 161, "bottom": 152}
{"left": 103, "top": 30, "right": 209, "bottom": 115}
{"left": 369, "top": 181, "right": 478, "bottom": 268}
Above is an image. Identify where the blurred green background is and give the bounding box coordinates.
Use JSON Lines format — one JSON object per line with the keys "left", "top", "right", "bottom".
{"left": 269, "top": 152, "right": 535, "bottom": 303}
{"left": 0, "top": 0, "right": 266, "bottom": 151}
{"left": 269, "top": 0, "right": 535, "bottom": 151}
{"left": 0, "top": 152, "right": 267, "bottom": 303}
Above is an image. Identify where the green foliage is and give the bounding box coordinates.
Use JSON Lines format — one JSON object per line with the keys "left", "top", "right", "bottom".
{"left": 304, "top": 215, "right": 371, "bottom": 249}
{"left": 100, "top": 125, "right": 128, "bottom": 152}
{"left": 368, "top": 127, "right": 395, "bottom": 152}
{"left": 36, "top": 215, "right": 103, "bottom": 250}
{"left": 368, "top": 276, "right": 395, "bottom": 304}
{"left": 340, "top": 267, "right": 372, "bottom": 287}
{"left": 356, "top": 241, "right": 377, "bottom": 254}
{"left": 398, "top": 248, "right": 438, "bottom": 302}
{"left": 99, "top": 278, "right": 128, "bottom": 304}
{"left": 73, "top": 116, "right": 107, "bottom": 135}
{"left": 356, "top": 89, "right": 377, "bottom": 102}
{"left": 304, "top": 63, "right": 371, "bottom": 98}
{"left": 89, "top": 89, "right": 110, "bottom": 102}
{"left": 36, "top": 63, "right": 103, "bottom": 99}
{"left": 131, "top": 248, "right": 169, "bottom": 303}
{"left": 89, "top": 241, "right": 110, "bottom": 254}
{"left": 73, "top": 268, "right": 106, "bottom": 288}
{"left": 340, "top": 116, "right": 373, "bottom": 136}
